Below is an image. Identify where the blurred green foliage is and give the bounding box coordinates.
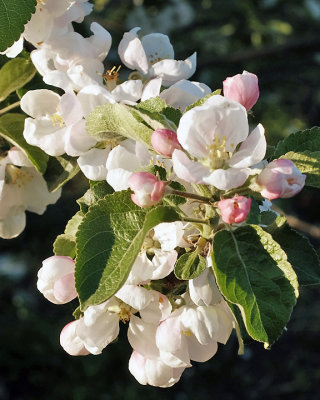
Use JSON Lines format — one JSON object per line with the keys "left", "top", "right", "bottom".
{"left": 1, "top": 0, "right": 320, "bottom": 398}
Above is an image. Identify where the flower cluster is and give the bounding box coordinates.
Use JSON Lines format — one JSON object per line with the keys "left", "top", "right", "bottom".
{"left": 1, "top": 0, "right": 311, "bottom": 389}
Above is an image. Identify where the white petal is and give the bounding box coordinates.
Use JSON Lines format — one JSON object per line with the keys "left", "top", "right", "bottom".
{"left": 150, "top": 249, "right": 177, "bottom": 280}
{"left": 116, "top": 285, "right": 153, "bottom": 311}
{"left": 141, "top": 77, "right": 162, "bottom": 101}
{"left": 20, "top": 90, "right": 60, "bottom": 118}
{"left": 118, "top": 30, "right": 149, "bottom": 75}
{"left": 150, "top": 52, "right": 197, "bottom": 87}
{"left": 128, "top": 315, "right": 159, "bottom": 358}
{"left": 43, "top": 71, "right": 74, "bottom": 92}
{"left": 77, "top": 84, "right": 115, "bottom": 118}
{"left": 228, "top": 124, "right": 266, "bottom": 168}
{"left": 64, "top": 119, "right": 97, "bottom": 157}
{"left": 107, "top": 168, "right": 132, "bottom": 191}
{"left": 172, "top": 149, "right": 208, "bottom": 184}
{"left": 0, "top": 209, "right": 26, "bottom": 239}
{"left": 112, "top": 80, "right": 143, "bottom": 104}
{"left": 189, "top": 268, "right": 222, "bottom": 306}
{"left": 186, "top": 335, "right": 218, "bottom": 362}
{"left": 140, "top": 291, "right": 172, "bottom": 323}
{"left": 203, "top": 167, "right": 250, "bottom": 191}
{"left": 59, "top": 92, "right": 83, "bottom": 126}
{"left": 78, "top": 147, "right": 110, "bottom": 181}
{"left": 141, "top": 33, "right": 174, "bottom": 61}
{"left": 0, "top": 36, "right": 23, "bottom": 58}
{"left": 87, "top": 22, "right": 112, "bottom": 61}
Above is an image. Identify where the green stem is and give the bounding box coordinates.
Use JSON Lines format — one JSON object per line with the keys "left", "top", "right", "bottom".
{"left": 0, "top": 101, "right": 21, "bottom": 116}
{"left": 181, "top": 216, "right": 209, "bottom": 224}
{"left": 167, "top": 188, "right": 213, "bottom": 204}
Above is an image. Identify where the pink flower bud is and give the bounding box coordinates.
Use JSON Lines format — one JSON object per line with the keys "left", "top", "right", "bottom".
{"left": 217, "top": 196, "right": 252, "bottom": 225}
{"left": 37, "top": 256, "right": 77, "bottom": 304}
{"left": 151, "top": 128, "right": 182, "bottom": 157}
{"left": 128, "top": 172, "right": 166, "bottom": 208}
{"left": 60, "top": 321, "right": 90, "bottom": 356}
{"left": 223, "top": 71, "right": 259, "bottom": 111}
{"left": 257, "top": 159, "right": 306, "bottom": 200}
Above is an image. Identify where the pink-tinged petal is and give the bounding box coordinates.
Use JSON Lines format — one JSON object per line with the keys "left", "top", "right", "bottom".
{"left": 128, "top": 315, "right": 159, "bottom": 358}
{"left": 118, "top": 29, "right": 149, "bottom": 75}
{"left": 60, "top": 321, "right": 90, "bottom": 356}
{"left": 257, "top": 159, "right": 306, "bottom": 200}
{"left": 77, "top": 147, "right": 110, "bottom": 181}
{"left": 20, "top": 89, "right": 61, "bottom": 118}
{"left": 223, "top": 70, "right": 259, "bottom": 111}
{"left": 150, "top": 52, "right": 197, "bottom": 87}
{"left": 217, "top": 196, "right": 252, "bottom": 225}
{"left": 112, "top": 80, "right": 143, "bottom": 104}
{"left": 203, "top": 167, "right": 250, "bottom": 191}
{"left": 186, "top": 334, "right": 218, "bottom": 362}
{"left": 160, "top": 79, "right": 211, "bottom": 111}
{"left": 172, "top": 149, "right": 208, "bottom": 184}
{"left": 228, "top": 124, "right": 266, "bottom": 168}
{"left": 141, "top": 77, "right": 162, "bottom": 101}
{"left": 151, "top": 128, "right": 181, "bottom": 157}
{"left": 128, "top": 351, "right": 148, "bottom": 385}
{"left": 145, "top": 358, "right": 180, "bottom": 388}
{"left": 129, "top": 172, "right": 165, "bottom": 208}
{"left": 53, "top": 272, "right": 77, "bottom": 303}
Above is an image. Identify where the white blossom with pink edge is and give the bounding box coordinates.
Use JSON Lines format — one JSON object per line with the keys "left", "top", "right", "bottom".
{"left": 257, "top": 159, "right": 306, "bottom": 200}
{"left": 60, "top": 321, "right": 90, "bottom": 356}
{"left": 37, "top": 256, "right": 77, "bottom": 304}
{"left": 118, "top": 27, "right": 196, "bottom": 87}
{"left": 129, "top": 172, "right": 166, "bottom": 208}
{"left": 223, "top": 70, "right": 259, "bottom": 111}
{"left": 172, "top": 95, "right": 266, "bottom": 190}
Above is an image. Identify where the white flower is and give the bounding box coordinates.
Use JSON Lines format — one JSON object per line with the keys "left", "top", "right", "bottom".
{"left": 0, "top": 147, "right": 61, "bottom": 239}
{"left": 172, "top": 95, "right": 266, "bottom": 191}
{"left": 118, "top": 28, "right": 196, "bottom": 87}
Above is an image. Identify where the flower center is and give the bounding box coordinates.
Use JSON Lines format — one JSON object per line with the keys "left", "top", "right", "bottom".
{"left": 5, "top": 165, "right": 33, "bottom": 187}
{"left": 103, "top": 65, "right": 121, "bottom": 91}
{"left": 50, "top": 113, "right": 65, "bottom": 128}
{"left": 201, "top": 135, "right": 230, "bottom": 170}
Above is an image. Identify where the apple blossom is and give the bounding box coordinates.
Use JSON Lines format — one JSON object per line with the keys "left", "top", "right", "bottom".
{"left": 129, "top": 172, "right": 166, "bottom": 208}
{"left": 257, "top": 159, "right": 306, "bottom": 200}
{"left": 37, "top": 256, "right": 77, "bottom": 304}
{"left": 151, "top": 128, "right": 182, "bottom": 157}
{"left": 60, "top": 321, "right": 90, "bottom": 356}
{"left": 118, "top": 27, "right": 196, "bottom": 87}
{"left": 172, "top": 95, "right": 266, "bottom": 190}
{"left": 223, "top": 70, "right": 259, "bottom": 111}
{"left": 217, "top": 196, "right": 252, "bottom": 225}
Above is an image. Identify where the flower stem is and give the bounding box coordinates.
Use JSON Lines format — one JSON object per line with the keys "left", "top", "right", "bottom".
{"left": 167, "top": 188, "right": 213, "bottom": 204}
{"left": 0, "top": 101, "right": 21, "bottom": 116}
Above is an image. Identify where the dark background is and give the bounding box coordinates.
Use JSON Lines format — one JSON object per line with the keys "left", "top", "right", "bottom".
{"left": 1, "top": 0, "right": 320, "bottom": 398}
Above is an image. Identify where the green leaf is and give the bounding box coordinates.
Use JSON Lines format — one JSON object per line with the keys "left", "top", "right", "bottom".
{"left": 77, "top": 180, "right": 114, "bottom": 214}
{"left": 86, "top": 102, "right": 153, "bottom": 147}
{"left": 273, "top": 127, "right": 320, "bottom": 159}
{"left": 44, "top": 155, "right": 79, "bottom": 192}
{"left": 268, "top": 217, "right": 320, "bottom": 286}
{"left": 75, "top": 191, "right": 180, "bottom": 311}
{"left": 212, "top": 225, "right": 298, "bottom": 347}
{"left": 0, "top": 113, "right": 48, "bottom": 173}
{"left": 185, "top": 89, "right": 221, "bottom": 112}
{"left": 280, "top": 150, "right": 320, "bottom": 188}
{"left": 174, "top": 251, "right": 206, "bottom": 280}
{"left": 53, "top": 212, "right": 84, "bottom": 258}
{"left": 0, "top": 58, "right": 36, "bottom": 102}
{"left": 245, "top": 198, "right": 261, "bottom": 225}
{"left": 0, "top": 0, "right": 36, "bottom": 52}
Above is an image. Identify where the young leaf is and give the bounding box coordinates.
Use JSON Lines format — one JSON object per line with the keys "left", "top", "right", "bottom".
{"left": 0, "top": 0, "right": 36, "bottom": 52}
{"left": 44, "top": 155, "right": 79, "bottom": 192}
{"left": 174, "top": 251, "right": 206, "bottom": 280}
{"left": 280, "top": 151, "right": 320, "bottom": 188}
{"left": 86, "top": 102, "right": 153, "bottom": 147}
{"left": 268, "top": 217, "right": 320, "bottom": 286}
{"left": 0, "top": 58, "right": 36, "bottom": 102}
{"left": 273, "top": 127, "right": 320, "bottom": 159}
{"left": 0, "top": 113, "right": 48, "bottom": 173}
{"left": 212, "top": 225, "right": 298, "bottom": 347}
{"left": 77, "top": 181, "right": 113, "bottom": 214}
{"left": 75, "top": 191, "right": 180, "bottom": 311}
{"left": 53, "top": 212, "right": 84, "bottom": 258}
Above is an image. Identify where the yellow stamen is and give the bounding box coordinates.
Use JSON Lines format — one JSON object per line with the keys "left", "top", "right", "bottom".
{"left": 103, "top": 65, "right": 121, "bottom": 91}
{"left": 5, "top": 165, "right": 33, "bottom": 187}
{"left": 201, "top": 135, "right": 229, "bottom": 170}
{"left": 50, "top": 113, "right": 65, "bottom": 128}
{"left": 182, "top": 329, "right": 193, "bottom": 337}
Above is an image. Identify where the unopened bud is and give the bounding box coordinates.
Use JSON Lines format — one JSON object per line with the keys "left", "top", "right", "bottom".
{"left": 217, "top": 196, "right": 252, "bottom": 225}
{"left": 129, "top": 172, "right": 166, "bottom": 208}
{"left": 37, "top": 256, "right": 77, "bottom": 304}
{"left": 257, "top": 159, "right": 306, "bottom": 200}
{"left": 151, "top": 128, "right": 182, "bottom": 157}
{"left": 223, "top": 71, "right": 259, "bottom": 111}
